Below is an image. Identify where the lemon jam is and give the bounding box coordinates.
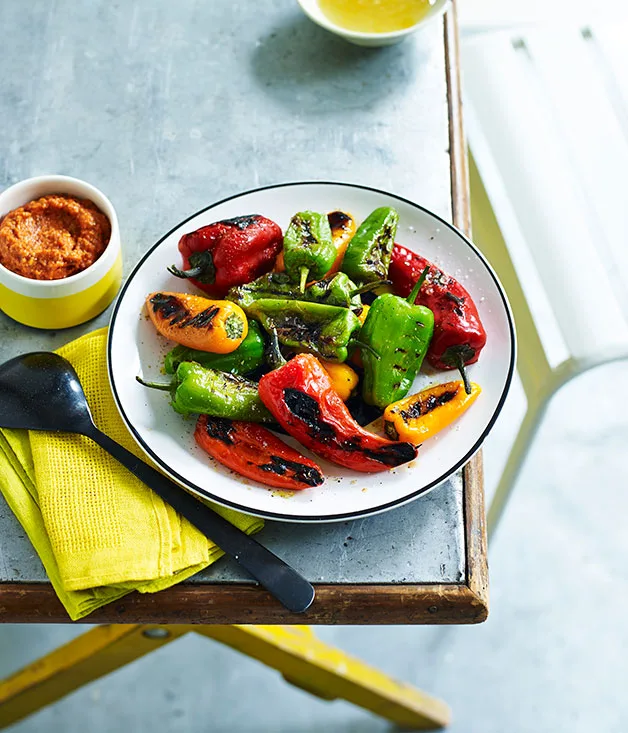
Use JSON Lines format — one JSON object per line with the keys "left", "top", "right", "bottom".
{"left": 318, "top": 0, "right": 436, "bottom": 34}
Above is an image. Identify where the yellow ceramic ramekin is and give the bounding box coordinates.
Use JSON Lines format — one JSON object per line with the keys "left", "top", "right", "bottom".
{"left": 0, "top": 175, "right": 122, "bottom": 330}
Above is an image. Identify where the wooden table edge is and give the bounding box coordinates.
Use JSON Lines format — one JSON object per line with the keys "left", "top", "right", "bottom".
{"left": 445, "top": 1, "right": 490, "bottom": 618}
{"left": 0, "top": 582, "right": 487, "bottom": 624}
{"left": 0, "top": 2, "right": 489, "bottom": 626}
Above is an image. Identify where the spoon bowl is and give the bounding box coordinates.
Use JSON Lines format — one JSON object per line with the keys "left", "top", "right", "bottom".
{"left": 0, "top": 352, "right": 95, "bottom": 433}
{"left": 0, "top": 351, "right": 314, "bottom": 614}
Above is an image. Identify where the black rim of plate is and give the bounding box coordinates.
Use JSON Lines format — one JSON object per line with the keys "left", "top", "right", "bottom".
{"left": 108, "top": 181, "right": 516, "bottom": 522}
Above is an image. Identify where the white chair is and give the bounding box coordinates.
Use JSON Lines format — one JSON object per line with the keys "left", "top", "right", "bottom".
{"left": 461, "top": 25, "right": 628, "bottom": 535}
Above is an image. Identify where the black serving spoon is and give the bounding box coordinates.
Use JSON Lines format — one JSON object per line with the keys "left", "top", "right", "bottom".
{"left": 0, "top": 352, "right": 314, "bottom": 613}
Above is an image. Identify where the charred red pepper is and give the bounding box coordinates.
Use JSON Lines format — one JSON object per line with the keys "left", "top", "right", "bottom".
{"left": 168, "top": 215, "right": 283, "bottom": 298}
{"left": 195, "top": 415, "right": 324, "bottom": 490}
{"left": 258, "top": 353, "right": 418, "bottom": 473}
{"left": 388, "top": 244, "right": 487, "bottom": 393}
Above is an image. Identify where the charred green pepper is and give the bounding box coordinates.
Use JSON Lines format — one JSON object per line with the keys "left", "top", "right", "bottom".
{"left": 226, "top": 272, "right": 296, "bottom": 310}
{"left": 360, "top": 268, "right": 435, "bottom": 408}
{"left": 306, "top": 272, "right": 383, "bottom": 312}
{"left": 283, "top": 211, "right": 336, "bottom": 291}
{"left": 163, "top": 321, "right": 266, "bottom": 376}
{"left": 246, "top": 298, "right": 362, "bottom": 363}
{"left": 137, "top": 362, "right": 273, "bottom": 421}
{"left": 341, "top": 206, "right": 399, "bottom": 283}
{"left": 228, "top": 271, "right": 381, "bottom": 316}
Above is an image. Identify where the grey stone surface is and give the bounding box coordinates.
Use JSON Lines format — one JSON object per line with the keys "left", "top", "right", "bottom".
{"left": 0, "top": 0, "right": 464, "bottom": 585}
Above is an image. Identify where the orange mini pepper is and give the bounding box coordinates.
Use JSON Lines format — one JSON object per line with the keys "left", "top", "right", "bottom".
{"left": 383, "top": 380, "right": 481, "bottom": 443}
{"left": 146, "top": 292, "right": 248, "bottom": 354}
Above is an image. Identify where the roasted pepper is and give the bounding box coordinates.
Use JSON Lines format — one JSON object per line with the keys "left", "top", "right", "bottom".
{"left": 246, "top": 298, "right": 362, "bottom": 363}
{"left": 195, "top": 415, "right": 324, "bottom": 490}
{"left": 228, "top": 271, "right": 377, "bottom": 316}
{"left": 283, "top": 211, "right": 336, "bottom": 291}
{"left": 360, "top": 270, "right": 434, "bottom": 408}
{"left": 146, "top": 292, "right": 248, "bottom": 354}
{"left": 320, "top": 360, "right": 359, "bottom": 401}
{"left": 258, "top": 353, "right": 418, "bottom": 472}
{"left": 164, "top": 321, "right": 265, "bottom": 375}
{"left": 226, "top": 272, "right": 296, "bottom": 310}
{"left": 137, "top": 362, "right": 273, "bottom": 421}
{"left": 275, "top": 210, "right": 356, "bottom": 274}
{"left": 388, "top": 244, "right": 487, "bottom": 393}
{"left": 167, "top": 215, "right": 283, "bottom": 298}
{"left": 307, "top": 272, "right": 383, "bottom": 312}
{"left": 327, "top": 210, "right": 357, "bottom": 274}
{"left": 341, "top": 206, "right": 399, "bottom": 283}
{"left": 384, "top": 381, "right": 481, "bottom": 443}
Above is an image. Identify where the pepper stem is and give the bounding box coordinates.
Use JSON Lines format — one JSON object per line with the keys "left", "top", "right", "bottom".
{"left": 407, "top": 266, "right": 430, "bottom": 304}
{"left": 451, "top": 352, "right": 472, "bottom": 395}
{"left": 440, "top": 344, "right": 476, "bottom": 395}
{"left": 349, "top": 280, "right": 392, "bottom": 298}
{"left": 298, "top": 267, "right": 309, "bottom": 293}
{"left": 167, "top": 264, "right": 202, "bottom": 279}
{"left": 136, "top": 375, "right": 172, "bottom": 392}
{"left": 167, "top": 250, "right": 216, "bottom": 284}
{"left": 349, "top": 339, "right": 381, "bottom": 360}
{"left": 265, "top": 328, "right": 287, "bottom": 370}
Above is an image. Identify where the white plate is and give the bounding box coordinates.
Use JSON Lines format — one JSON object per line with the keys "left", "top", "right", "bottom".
{"left": 108, "top": 182, "right": 515, "bottom": 522}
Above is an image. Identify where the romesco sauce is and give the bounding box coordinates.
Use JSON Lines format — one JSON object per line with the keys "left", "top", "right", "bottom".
{"left": 0, "top": 194, "right": 110, "bottom": 280}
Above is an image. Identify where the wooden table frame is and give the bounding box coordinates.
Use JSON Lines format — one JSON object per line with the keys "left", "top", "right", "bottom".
{"left": 0, "top": 8, "right": 488, "bottom": 625}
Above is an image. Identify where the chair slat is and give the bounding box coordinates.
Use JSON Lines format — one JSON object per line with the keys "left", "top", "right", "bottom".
{"left": 462, "top": 32, "right": 628, "bottom": 364}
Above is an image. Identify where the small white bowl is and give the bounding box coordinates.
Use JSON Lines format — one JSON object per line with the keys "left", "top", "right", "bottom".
{"left": 297, "top": 0, "right": 451, "bottom": 47}
{"left": 0, "top": 175, "right": 122, "bottom": 330}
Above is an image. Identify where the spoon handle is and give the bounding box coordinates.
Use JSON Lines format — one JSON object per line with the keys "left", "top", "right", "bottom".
{"left": 86, "top": 426, "right": 315, "bottom": 614}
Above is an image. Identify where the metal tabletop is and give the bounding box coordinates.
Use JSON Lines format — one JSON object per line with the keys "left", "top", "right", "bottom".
{"left": 0, "top": 0, "right": 487, "bottom": 624}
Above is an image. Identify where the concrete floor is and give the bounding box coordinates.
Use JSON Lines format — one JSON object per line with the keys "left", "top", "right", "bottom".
{"left": 1, "top": 359, "right": 626, "bottom": 732}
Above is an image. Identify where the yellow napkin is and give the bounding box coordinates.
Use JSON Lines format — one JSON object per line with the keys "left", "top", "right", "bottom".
{"left": 0, "top": 328, "right": 263, "bottom": 620}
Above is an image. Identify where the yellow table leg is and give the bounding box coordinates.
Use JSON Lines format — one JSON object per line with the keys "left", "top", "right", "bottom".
{"left": 0, "top": 624, "right": 184, "bottom": 729}
{"left": 195, "top": 625, "right": 450, "bottom": 730}
{"left": 0, "top": 624, "right": 450, "bottom": 731}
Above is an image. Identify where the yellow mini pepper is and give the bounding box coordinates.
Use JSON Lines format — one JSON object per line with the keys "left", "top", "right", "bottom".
{"left": 320, "top": 360, "right": 359, "bottom": 401}
{"left": 383, "top": 380, "right": 481, "bottom": 443}
{"left": 357, "top": 303, "right": 370, "bottom": 326}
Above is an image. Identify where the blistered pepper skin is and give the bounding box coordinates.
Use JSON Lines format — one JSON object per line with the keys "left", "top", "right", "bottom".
{"left": 360, "top": 291, "right": 434, "bottom": 409}
{"left": 141, "top": 362, "right": 273, "bottom": 421}
{"left": 384, "top": 381, "right": 481, "bottom": 443}
{"left": 388, "top": 244, "right": 487, "bottom": 375}
{"left": 341, "top": 207, "right": 399, "bottom": 283}
{"left": 147, "top": 292, "right": 248, "bottom": 354}
{"left": 283, "top": 211, "right": 336, "bottom": 291}
{"left": 169, "top": 215, "right": 283, "bottom": 298}
{"left": 164, "top": 320, "right": 265, "bottom": 375}
{"left": 258, "top": 354, "right": 418, "bottom": 473}
{"left": 195, "top": 415, "right": 324, "bottom": 490}
{"left": 247, "top": 298, "right": 362, "bottom": 363}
